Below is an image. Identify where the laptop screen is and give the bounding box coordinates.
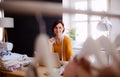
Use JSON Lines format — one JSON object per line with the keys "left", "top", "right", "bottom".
{"left": 39, "top": 53, "right": 61, "bottom": 68}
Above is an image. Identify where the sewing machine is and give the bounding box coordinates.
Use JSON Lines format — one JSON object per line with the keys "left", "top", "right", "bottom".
{"left": 0, "top": 42, "right": 13, "bottom": 52}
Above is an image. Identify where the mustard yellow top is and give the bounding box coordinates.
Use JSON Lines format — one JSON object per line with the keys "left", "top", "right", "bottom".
{"left": 52, "top": 36, "right": 73, "bottom": 61}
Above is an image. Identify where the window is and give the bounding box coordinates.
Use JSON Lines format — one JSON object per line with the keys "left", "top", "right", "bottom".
{"left": 0, "top": 11, "right": 3, "bottom": 41}
{"left": 0, "top": 0, "right": 4, "bottom": 41}
{"left": 63, "top": 0, "right": 108, "bottom": 52}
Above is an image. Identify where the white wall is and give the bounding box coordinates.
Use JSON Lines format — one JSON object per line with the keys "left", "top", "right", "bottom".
{"left": 110, "top": 0, "right": 120, "bottom": 42}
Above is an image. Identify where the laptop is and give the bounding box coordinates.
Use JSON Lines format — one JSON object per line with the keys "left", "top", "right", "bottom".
{"left": 39, "top": 53, "right": 61, "bottom": 68}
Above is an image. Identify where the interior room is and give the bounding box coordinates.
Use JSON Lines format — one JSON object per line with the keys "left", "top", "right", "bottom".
{"left": 0, "top": 0, "right": 120, "bottom": 77}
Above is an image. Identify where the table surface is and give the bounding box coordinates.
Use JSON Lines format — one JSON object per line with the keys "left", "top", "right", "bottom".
{"left": 0, "top": 66, "right": 52, "bottom": 77}
{"left": 0, "top": 57, "right": 67, "bottom": 77}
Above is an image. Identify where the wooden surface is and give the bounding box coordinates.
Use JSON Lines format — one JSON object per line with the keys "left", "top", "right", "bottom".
{"left": 0, "top": 66, "right": 49, "bottom": 77}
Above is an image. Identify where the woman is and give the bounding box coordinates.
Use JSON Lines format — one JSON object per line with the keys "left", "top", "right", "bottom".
{"left": 49, "top": 20, "right": 73, "bottom": 61}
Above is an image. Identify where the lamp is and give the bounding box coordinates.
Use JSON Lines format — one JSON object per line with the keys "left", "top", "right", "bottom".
{"left": 0, "top": 17, "right": 14, "bottom": 42}
{"left": 97, "top": 17, "right": 112, "bottom": 37}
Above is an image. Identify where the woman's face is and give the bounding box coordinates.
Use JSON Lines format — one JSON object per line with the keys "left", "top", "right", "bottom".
{"left": 53, "top": 23, "right": 64, "bottom": 36}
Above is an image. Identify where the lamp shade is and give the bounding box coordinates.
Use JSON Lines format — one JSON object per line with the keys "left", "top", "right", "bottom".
{"left": 0, "top": 17, "right": 14, "bottom": 28}
{"left": 97, "top": 17, "right": 112, "bottom": 31}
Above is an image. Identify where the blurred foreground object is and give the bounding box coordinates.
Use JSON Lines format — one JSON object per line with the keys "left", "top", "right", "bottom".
{"left": 26, "top": 34, "right": 59, "bottom": 77}
{"left": 64, "top": 56, "right": 92, "bottom": 77}
{"left": 64, "top": 36, "right": 120, "bottom": 77}
{"left": 0, "top": 1, "right": 120, "bottom": 18}
{"left": 114, "top": 34, "right": 120, "bottom": 49}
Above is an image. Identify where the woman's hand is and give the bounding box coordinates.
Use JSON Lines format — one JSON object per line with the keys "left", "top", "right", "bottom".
{"left": 49, "top": 37, "right": 55, "bottom": 45}
{"left": 64, "top": 56, "right": 92, "bottom": 77}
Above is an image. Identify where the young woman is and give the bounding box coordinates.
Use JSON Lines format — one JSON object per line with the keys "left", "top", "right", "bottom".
{"left": 49, "top": 20, "right": 73, "bottom": 61}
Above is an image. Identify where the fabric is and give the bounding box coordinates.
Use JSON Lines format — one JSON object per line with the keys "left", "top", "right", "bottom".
{"left": 0, "top": 52, "right": 31, "bottom": 71}
{"left": 52, "top": 36, "right": 73, "bottom": 61}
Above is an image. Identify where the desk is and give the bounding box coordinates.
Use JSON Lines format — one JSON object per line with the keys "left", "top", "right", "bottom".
{"left": 0, "top": 66, "right": 48, "bottom": 77}
{"left": 0, "top": 56, "right": 65, "bottom": 77}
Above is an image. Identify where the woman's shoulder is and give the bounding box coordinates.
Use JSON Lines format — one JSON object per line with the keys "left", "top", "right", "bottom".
{"left": 64, "top": 35, "right": 72, "bottom": 41}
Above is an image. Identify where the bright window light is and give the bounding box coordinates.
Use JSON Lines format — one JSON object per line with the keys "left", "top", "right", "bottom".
{"left": 63, "top": 0, "right": 108, "bottom": 49}
{"left": 90, "top": 16, "right": 101, "bottom": 21}
{"left": 0, "top": 10, "right": 3, "bottom": 41}
{"left": 72, "top": 22, "right": 87, "bottom": 43}
{"left": 91, "top": 0, "right": 107, "bottom": 11}
{"left": 72, "top": 14, "right": 87, "bottom": 21}
{"left": 74, "top": 1, "right": 87, "bottom": 10}
{"left": 91, "top": 22, "right": 104, "bottom": 39}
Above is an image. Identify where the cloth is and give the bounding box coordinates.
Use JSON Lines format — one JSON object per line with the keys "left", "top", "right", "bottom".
{"left": 0, "top": 52, "right": 31, "bottom": 71}
{"left": 52, "top": 36, "right": 73, "bottom": 61}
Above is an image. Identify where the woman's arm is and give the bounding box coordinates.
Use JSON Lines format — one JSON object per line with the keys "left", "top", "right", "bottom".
{"left": 49, "top": 37, "right": 55, "bottom": 52}
{"left": 64, "top": 36, "right": 74, "bottom": 61}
